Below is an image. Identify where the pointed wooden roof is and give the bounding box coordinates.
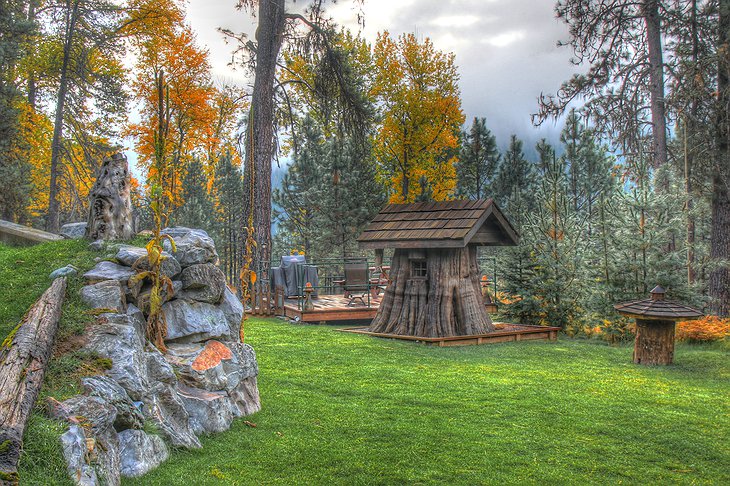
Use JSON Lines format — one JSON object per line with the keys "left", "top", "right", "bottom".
{"left": 614, "top": 286, "right": 704, "bottom": 321}
{"left": 357, "top": 199, "right": 519, "bottom": 249}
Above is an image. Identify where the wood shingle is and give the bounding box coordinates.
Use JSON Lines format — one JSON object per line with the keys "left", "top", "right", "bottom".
{"left": 357, "top": 199, "right": 519, "bottom": 249}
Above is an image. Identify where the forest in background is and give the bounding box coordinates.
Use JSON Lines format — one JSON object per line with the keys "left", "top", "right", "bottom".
{"left": 0, "top": 0, "right": 728, "bottom": 335}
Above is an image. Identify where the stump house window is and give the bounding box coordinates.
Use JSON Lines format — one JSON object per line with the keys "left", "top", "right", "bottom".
{"left": 411, "top": 259, "right": 427, "bottom": 279}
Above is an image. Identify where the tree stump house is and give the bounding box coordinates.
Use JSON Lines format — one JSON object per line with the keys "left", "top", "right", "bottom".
{"left": 358, "top": 199, "right": 518, "bottom": 337}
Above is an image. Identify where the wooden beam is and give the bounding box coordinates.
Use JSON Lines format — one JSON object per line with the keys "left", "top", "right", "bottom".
{"left": 0, "top": 278, "right": 67, "bottom": 484}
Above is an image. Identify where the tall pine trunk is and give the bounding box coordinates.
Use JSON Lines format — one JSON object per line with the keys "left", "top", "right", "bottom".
{"left": 244, "top": 0, "right": 285, "bottom": 271}
{"left": 47, "top": 0, "right": 79, "bottom": 233}
{"left": 643, "top": 0, "right": 668, "bottom": 168}
{"left": 709, "top": 0, "right": 730, "bottom": 316}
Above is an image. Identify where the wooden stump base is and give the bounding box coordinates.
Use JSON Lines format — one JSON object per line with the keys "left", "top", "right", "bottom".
{"left": 633, "top": 319, "right": 676, "bottom": 365}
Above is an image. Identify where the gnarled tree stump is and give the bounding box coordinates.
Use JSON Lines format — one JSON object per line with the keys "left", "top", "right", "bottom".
{"left": 633, "top": 319, "right": 676, "bottom": 365}
{"left": 370, "top": 247, "right": 493, "bottom": 337}
{"left": 0, "top": 277, "right": 67, "bottom": 484}
{"left": 86, "top": 153, "right": 135, "bottom": 241}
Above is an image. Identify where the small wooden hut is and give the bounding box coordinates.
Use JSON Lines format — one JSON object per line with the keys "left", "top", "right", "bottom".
{"left": 358, "top": 199, "right": 518, "bottom": 337}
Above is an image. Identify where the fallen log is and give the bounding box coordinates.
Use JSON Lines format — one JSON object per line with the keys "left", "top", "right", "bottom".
{"left": 0, "top": 277, "right": 67, "bottom": 484}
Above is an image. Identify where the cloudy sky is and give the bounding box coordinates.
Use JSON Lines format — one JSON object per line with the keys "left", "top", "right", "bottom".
{"left": 185, "top": 0, "right": 580, "bottom": 156}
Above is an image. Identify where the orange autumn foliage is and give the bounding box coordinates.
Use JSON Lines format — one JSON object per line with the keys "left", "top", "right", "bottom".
{"left": 676, "top": 316, "right": 730, "bottom": 342}
{"left": 23, "top": 104, "right": 102, "bottom": 220}
{"left": 372, "top": 32, "right": 464, "bottom": 203}
{"left": 127, "top": 10, "right": 215, "bottom": 208}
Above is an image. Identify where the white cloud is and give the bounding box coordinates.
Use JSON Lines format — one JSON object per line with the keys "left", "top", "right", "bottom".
{"left": 430, "top": 15, "right": 481, "bottom": 28}
{"left": 481, "top": 30, "right": 526, "bottom": 48}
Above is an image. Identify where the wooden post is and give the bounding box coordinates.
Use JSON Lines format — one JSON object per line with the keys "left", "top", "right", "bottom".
{"left": 0, "top": 278, "right": 67, "bottom": 484}
{"left": 633, "top": 319, "right": 676, "bottom": 365}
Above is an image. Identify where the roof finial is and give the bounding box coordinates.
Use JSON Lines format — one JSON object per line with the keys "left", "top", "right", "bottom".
{"left": 650, "top": 285, "right": 665, "bottom": 301}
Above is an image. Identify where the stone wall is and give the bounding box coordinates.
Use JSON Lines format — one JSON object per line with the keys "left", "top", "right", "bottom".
{"left": 51, "top": 227, "right": 260, "bottom": 484}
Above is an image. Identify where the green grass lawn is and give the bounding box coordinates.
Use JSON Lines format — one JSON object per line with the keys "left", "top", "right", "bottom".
{"left": 128, "top": 319, "right": 729, "bottom": 485}
{"left": 1, "top": 241, "right": 728, "bottom": 485}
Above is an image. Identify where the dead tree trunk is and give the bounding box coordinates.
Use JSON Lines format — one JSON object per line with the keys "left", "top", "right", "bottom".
{"left": 85, "top": 153, "right": 135, "bottom": 241}
{"left": 0, "top": 277, "right": 67, "bottom": 484}
{"left": 370, "top": 247, "right": 493, "bottom": 337}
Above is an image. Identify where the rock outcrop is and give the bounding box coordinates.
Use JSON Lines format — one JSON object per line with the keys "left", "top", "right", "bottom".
{"left": 55, "top": 227, "right": 259, "bottom": 485}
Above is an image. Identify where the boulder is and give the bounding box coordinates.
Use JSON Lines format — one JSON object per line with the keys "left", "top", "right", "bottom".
{"left": 83, "top": 261, "right": 135, "bottom": 285}
{"left": 125, "top": 304, "right": 147, "bottom": 347}
{"left": 89, "top": 239, "right": 105, "bottom": 252}
{"left": 60, "top": 425, "right": 98, "bottom": 486}
{"left": 219, "top": 288, "right": 243, "bottom": 339}
{"left": 118, "top": 430, "right": 168, "bottom": 478}
{"left": 143, "top": 382, "right": 201, "bottom": 449}
{"left": 80, "top": 280, "right": 125, "bottom": 313}
{"left": 133, "top": 280, "right": 181, "bottom": 314}
{"left": 50, "top": 265, "right": 78, "bottom": 279}
{"left": 81, "top": 376, "right": 144, "bottom": 432}
{"left": 178, "top": 263, "right": 225, "bottom": 304}
{"left": 86, "top": 320, "right": 148, "bottom": 401}
{"left": 229, "top": 376, "right": 262, "bottom": 417}
{"left": 50, "top": 396, "right": 121, "bottom": 486}
{"left": 48, "top": 395, "right": 117, "bottom": 433}
{"left": 165, "top": 340, "right": 257, "bottom": 392}
{"left": 115, "top": 245, "right": 181, "bottom": 279}
{"left": 60, "top": 222, "right": 87, "bottom": 239}
{"left": 162, "top": 227, "right": 218, "bottom": 267}
{"left": 162, "top": 299, "right": 234, "bottom": 343}
{"left": 145, "top": 348, "right": 177, "bottom": 385}
{"left": 177, "top": 385, "right": 236, "bottom": 435}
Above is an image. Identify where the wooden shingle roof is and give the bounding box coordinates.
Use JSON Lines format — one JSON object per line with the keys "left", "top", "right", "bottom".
{"left": 614, "top": 286, "right": 703, "bottom": 321}
{"left": 357, "top": 199, "right": 519, "bottom": 249}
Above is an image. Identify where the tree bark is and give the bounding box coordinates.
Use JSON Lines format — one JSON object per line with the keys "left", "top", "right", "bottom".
{"left": 642, "top": 0, "right": 668, "bottom": 168}
{"left": 633, "top": 318, "right": 675, "bottom": 365}
{"left": 0, "top": 277, "right": 67, "bottom": 484}
{"left": 709, "top": 0, "right": 730, "bottom": 317}
{"left": 244, "top": 0, "right": 286, "bottom": 271}
{"left": 85, "top": 153, "right": 135, "bottom": 240}
{"left": 47, "top": 0, "right": 80, "bottom": 233}
{"left": 370, "top": 247, "right": 493, "bottom": 337}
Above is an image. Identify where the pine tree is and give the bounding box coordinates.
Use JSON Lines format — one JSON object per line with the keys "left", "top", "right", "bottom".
{"left": 213, "top": 150, "right": 245, "bottom": 284}
{"left": 0, "top": 0, "right": 32, "bottom": 222}
{"left": 175, "top": 157, "right": 217, "bottom": 232}
{"left": 493, "top": 134, "right": 535, "bottom": 227}
{"left": 456, "top": 117, "right": 500, "bottom": 200}
{"left": 272, "top": 116, "right": 326, "bottom": 256}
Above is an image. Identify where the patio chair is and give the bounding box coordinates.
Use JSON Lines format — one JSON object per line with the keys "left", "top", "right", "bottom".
{"left": 336, "top": 258, "right": 369, "bottom": 306}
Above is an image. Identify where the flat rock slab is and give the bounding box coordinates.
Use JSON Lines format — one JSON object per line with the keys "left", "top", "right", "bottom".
{"left": 84, "top": 261, "right": 136, "bottom": 285}
{"left": 80, "top": 280, "right": 126, "bottom": 312}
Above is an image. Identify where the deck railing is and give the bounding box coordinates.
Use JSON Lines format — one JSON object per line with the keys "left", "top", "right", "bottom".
{"left": 246, "top": 254, "right": 501, "bottom": 316}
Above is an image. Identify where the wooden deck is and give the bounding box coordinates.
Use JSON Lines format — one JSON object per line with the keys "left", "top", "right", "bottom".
{"left": 281, "top": 294, "right": 382, "bottom": 322}
{"left": 339, "top": 323, "right": 560, "bottom": 346}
